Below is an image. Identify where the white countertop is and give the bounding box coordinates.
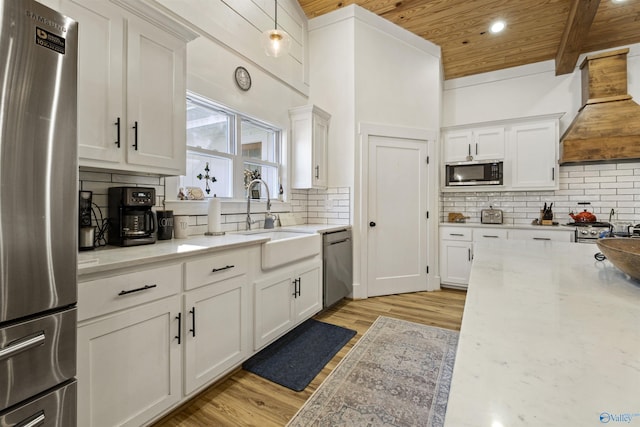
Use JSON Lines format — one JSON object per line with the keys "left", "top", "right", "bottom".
{"left": 77, "top": 224, "right": 350, "bottom": 277}
{"left": 440, "top": 222, "right": 575, "bottom": 232}
{"left": 444, "top": 239, "right": 640, "bottom": 426}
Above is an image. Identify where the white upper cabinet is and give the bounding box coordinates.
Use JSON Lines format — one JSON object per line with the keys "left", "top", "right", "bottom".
{"left": 444, "top": 127, "right": 505, "bottom": 163}
{"left": 289, "top": 105, "right": 331, "bottom": 189}
{"left": 62, "top": 0, "right": 196, "bottom": 175}
{"left": 509, "top": 120, "right": 559, "bottom": 190}
{"left": 442, "top": 114, "right": 561, "bottom": 191}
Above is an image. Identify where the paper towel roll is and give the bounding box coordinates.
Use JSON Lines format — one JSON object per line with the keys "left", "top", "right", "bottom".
{"left": 207, "top": 197, "right": 222, "bottom": 233}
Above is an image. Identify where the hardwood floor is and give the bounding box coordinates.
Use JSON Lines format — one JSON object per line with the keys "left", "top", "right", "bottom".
{"left": 152, "top": 289, "right": 466, "bottom": 427}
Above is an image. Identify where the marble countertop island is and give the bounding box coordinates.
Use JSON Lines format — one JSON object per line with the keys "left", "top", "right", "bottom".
{"left": 444, "top": 239, "right": 640, "bottom": 426}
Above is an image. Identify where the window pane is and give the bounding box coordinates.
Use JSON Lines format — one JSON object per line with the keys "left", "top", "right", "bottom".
{"left": 241, "top": 120, "right": 276, "bottom": 162}
{"left": 181, "top": 152, "right": 233, "bottom": 198}
{"left": 243, "top": 163, "right": 279, "bottom": 199}
{"left": 187, "top": 99, "right": 232, "bottom": 153}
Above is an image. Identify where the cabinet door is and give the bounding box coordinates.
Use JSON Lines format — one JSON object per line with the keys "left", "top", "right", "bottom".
{"left": 126, "top": 16, "right": 187, "bottom": 174}
{"left": 253, "top": 273, "right": 295, "bottom": 350}
{"left": 293, "top": 263, "right": 322, "bottom": 322}
{"left": 312, "top": 114, "right": 329, "bottom": 188}
{"left": 62, "top": 0, "right": 124, "bottom": 165}
{"left": 510, "top": 121, "right": 558, "bottom": 190}
{"left": 444, "top": 130, "right": 472, "bottom": 163}
{"left": 77, "top": 296, "right": 181, "bottom": 427}
{"left": 184, "top": 276, "right": 249, "bottom": 395}
{"left": 474, "top": 127, "right": 505, "bottom": 160}
{"left": 439, "top": 241, "right": 472, "bottom": 286}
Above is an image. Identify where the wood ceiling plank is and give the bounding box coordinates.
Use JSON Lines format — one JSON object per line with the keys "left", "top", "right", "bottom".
{"left": 555, "top": 0, "right": 600, "bottom": 76}
{"left": 297, "top": 0, "right": 640, "bottom": 79}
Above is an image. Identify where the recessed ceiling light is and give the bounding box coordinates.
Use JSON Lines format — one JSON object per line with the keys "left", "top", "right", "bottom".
{"left": 612, "top": 0, "right": 626, "bottom": 3}
{"left": 489, "top": 20, "right": 506, "bottom": 34}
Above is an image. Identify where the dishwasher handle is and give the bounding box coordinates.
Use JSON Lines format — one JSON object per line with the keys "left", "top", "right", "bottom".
{"left": 327, "top": 238, "right": 350, "bottom": 246}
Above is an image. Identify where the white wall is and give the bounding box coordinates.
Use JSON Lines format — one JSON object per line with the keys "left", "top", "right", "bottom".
{"left": 443, "top": 44, "right": 640, "bottom": 134}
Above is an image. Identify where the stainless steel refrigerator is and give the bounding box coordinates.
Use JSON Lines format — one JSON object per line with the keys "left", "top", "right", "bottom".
{"left": 0, "top": 0, "right": 78, "bottom": 425}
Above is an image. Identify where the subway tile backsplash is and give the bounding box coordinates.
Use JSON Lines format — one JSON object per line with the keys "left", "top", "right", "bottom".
{"left": 440, "top": 162, "right": 640, "bottom": 225}
{"left": 79, "top": 169, "right": 350, "bottom": 238}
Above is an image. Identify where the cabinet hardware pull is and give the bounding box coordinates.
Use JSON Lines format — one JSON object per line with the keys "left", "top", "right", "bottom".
{"left": 118, "top": 284, "right": 156, "bottom": 296}
{"left": 450, "top": 233, "right": 464, "bottom": 236}
{"left": 211, "top": 265, "right": 234, "bottom": 273}
{"left": 468, "top": 248, "right": 472, "bottom": 261}
{"left": 467, "top": 144, "right": 471, "bottom": 156}
{"left": 482, "top": 235, "right": 499, "bottom": 238}
{"left": 533, "top": 237, "right": 551, "bottom": 241}
{"left": 551, "top": 167, "right": 555, "bottom": 181}
{"left": 292, "top": 278, "right": 301, "bottom": 298}
{"left": 475, "top": 143, "right": 478, "bottom": 155}
{"left": 175, "top": 313, "right": 182, "bottom": 344}
{"left": 132, "top": 121, "right": 138, "bottom": 150}
{"left": 114, "top": 117, "right": 121, "bottom": 148}
{"left": 189, "top": 307, "right": 196, "bottom": 337}
{"left": 297, "top": 277, "right": 301, "bottom": 297}
{"left": 0, "top": 332, "right": 45, "bottom": 361}
{"left": 315, "top": 165, "right": 319, "bottom": 179}
{"left": 16, "top": 411, "right": 45, "bottom": 427}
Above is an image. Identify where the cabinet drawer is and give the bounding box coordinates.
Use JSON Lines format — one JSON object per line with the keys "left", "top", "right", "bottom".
{"left": 78, "top": 264, "right": 182, "bottom": 321}
{"left": 473, "top": 228, "right": 508, "bottom": 241}
{"left": 440, "top": 227, "right": 472, "bottom": 241}
{"left": 185, "top": 248, "right": 248, "bottom": 291}
{"left": 508, "top": 229, "right": 572, "bottom": 242}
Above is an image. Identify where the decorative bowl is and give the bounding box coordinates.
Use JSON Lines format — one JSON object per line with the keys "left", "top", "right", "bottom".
{"left": 596, "top": 238, "right": 640, "bottom": 281}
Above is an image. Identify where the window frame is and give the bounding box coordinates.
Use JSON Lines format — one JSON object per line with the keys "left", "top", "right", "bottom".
{"left": 185, "top": 92, "right": 283, "bottom": 201}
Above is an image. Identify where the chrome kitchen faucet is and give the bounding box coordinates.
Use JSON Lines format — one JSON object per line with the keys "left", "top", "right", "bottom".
{"left": 246, "top": 179, "right": 274, "bottom": 230}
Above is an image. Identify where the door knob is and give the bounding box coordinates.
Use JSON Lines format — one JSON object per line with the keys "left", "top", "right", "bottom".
{"left": 369, "top": 221, "right": 376, "bottom": 227}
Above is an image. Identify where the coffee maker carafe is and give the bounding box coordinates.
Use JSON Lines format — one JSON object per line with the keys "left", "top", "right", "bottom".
{"left": 108, "top": 187, "right": 157, "bottom": 247}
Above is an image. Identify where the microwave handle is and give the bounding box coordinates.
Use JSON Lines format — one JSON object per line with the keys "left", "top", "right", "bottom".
{"left": 146, "top": 210, "right": 157, "bottom": 233}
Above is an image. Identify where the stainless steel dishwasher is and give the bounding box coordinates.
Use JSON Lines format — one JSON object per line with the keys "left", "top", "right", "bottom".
{"left": 323, "top": 229, "right": 353, "bottom": 308}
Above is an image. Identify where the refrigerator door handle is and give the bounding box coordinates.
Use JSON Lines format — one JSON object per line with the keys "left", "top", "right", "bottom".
{"left": 0, "top": 332, "right": 45, "bottom": 361}
{"left": 15, "top": 411, "right": 45, "bottom": 427}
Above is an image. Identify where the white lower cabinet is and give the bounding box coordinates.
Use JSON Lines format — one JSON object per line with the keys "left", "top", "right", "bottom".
{"left": 77, "top": 243, "right": 324, "bottom": 426}
{"left": 253, "top": 258, "right": 322, "bottom": 350}
{"left": 77, "top": 295, "right": 182, "bottom": 427}
{"left": 439, "top": 226, "right": 573, "bottom": 288}
{"left": 183, "top": 275, "right": 250, "bottom": 395}
{"left": 439, "top": 227, "right": 473, "bottom": 288}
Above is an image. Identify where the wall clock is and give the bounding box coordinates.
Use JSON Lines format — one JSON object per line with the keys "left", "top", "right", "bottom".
{"left": 234, "top": 66, "right": 251, "bottom": 91}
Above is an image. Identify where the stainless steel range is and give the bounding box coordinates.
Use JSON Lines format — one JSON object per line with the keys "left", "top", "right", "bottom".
{"left": 570, "top": 222, "right": 612, "bottom": 244}
{"left": 0, "top": 1, "right": 78, "bottom": 425}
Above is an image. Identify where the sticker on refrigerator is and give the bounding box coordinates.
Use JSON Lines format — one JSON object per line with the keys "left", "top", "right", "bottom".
{"left": 35, "top": 27, "right": 65, "bottom": 54}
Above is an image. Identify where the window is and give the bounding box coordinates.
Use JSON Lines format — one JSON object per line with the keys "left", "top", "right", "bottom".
{"left": 180, "top": 93, "right": 282, "bottom": 200}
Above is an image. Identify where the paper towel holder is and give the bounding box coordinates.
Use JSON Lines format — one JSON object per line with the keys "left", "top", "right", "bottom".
{"left": 205, "top": 195, "right": 226, "bottom": 236}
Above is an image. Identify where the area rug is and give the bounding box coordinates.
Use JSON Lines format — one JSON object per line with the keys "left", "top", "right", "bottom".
{"left": 242, "top": 318, "right": 356, "bottom": 392}
{"left": 287, "top": 316, "right": 459, "bottom": 427}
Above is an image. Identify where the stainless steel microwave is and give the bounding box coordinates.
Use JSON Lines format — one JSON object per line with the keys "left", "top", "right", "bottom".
{"left": 445, "top": 161, "right": 503, "bottom": 186}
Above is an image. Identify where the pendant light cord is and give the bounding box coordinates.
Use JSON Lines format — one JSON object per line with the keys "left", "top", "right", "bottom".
{"left": 274, "top": 0, "right": 278, "bottom": 30}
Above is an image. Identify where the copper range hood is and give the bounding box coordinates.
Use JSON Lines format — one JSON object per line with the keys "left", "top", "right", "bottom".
{"left": 560, "top": 48, "right": 640, "bottom": 164}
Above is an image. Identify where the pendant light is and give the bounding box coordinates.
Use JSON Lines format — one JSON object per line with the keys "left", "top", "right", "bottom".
{"left": 261, "top": 0, "right": 291, "bottom": 58}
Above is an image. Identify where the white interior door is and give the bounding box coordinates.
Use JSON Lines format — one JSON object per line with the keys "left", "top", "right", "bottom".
{"left": 367, "top": 135, "right": 428, "bottom": 297}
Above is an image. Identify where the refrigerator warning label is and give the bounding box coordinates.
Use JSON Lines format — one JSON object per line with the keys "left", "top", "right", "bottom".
{"left": 35, "top": 27, "right": 65, "bottom": 54}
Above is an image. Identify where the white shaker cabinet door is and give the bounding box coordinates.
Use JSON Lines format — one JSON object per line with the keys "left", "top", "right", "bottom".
{"left": 444, "top": 130, "right": 473, "bottom": 163}
{"left": 439, "top": 240, "right": 472, "bottom": 287}
{"left": 510, "top": 120, "right": 558, "bottom": 190}
{"left": 292, "top": 261, "right": 322, "bottom": 323}
{"left": 62, "top": 0, "right": 124, "bottom": 165}
{"left": 126, "top": 15, "right": 187, "bottom": 174}
{"left": 77, "top": 295, "right": 182, "bottom": 427}
{"left": 253, "top": 273, "right": 295, "bottom": 351}
{"left": 183, "top": 276, "right": 250, "bottom": 395}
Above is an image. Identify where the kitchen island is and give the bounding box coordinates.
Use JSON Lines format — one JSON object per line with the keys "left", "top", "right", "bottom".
{"left": 444, "top": 239, "right": 640, "bottom": 426}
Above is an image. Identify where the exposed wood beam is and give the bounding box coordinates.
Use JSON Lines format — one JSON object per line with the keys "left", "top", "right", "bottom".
{"left": 555, "top": 0, "right": 601, "bottom": 75}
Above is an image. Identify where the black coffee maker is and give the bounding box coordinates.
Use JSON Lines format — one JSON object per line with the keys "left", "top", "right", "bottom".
{"left": 108, "top": 187, "right": 157, "bottom": 247}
